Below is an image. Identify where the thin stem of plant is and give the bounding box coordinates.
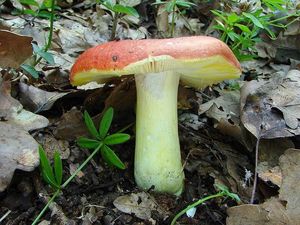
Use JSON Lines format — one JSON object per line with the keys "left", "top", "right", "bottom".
{"left": 32, "top": 144, "right": 102, "bottom": 225}
{"left": 171, "top": 192, "right": 225, "bottom": 225}
{"left": 31, "top": 189, "right": 60, "bottom": 225}
{"left": 250, "top": 136, "right": 260, "bottom": 204}
{"left": 62, "top": 144, "right": 102, "bottom": 188}
{"left": 170, "top": 0, "right": 177, "bottom": 37}
{"left": 110, "top": 12, "right": 120, "bottom": 40}
{"left": 34, "top": 0, "right": 55, "bottom": 66}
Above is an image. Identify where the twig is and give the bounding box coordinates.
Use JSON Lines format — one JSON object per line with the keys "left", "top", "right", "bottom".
{"left": 0, "top": 210, "right": 11, "bottom": 223}
{"left": 250, "top": 136, "right": 261, "bottom": 204}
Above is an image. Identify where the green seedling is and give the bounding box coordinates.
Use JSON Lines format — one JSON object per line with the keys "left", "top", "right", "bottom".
{"left": 171, "top": 184, "right": 240, "bottom": 225}
{"left": 77, "top": 107, "right": 130, "bottom": 169}
{"left": 97, "top": 0, "right": 139, "bottom": 40}
{"left": 211, "top": 0, "right": 300, "bottom": 60}
{"left": 39, "top": 147, "right": 63, "bottom": 190}
{"left": 153, "top": 0, "right": 196, "bottom": 37}
{"left": 18, "top": 0, "right": 56, "bottom": 78}
{"left": 32, "top": 107, "right": 130, "bottom": 225}
{"left": 22, "top": 43, "right": 55, "bottom": 78}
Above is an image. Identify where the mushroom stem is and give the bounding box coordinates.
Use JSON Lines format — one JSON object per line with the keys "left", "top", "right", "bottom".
{"left": 134, "top": 71, "right": 184, "bottom": 195}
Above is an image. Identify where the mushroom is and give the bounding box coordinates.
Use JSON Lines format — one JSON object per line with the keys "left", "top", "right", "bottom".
{"left": 70, "top": 36, "right": 241, "bottom": 195}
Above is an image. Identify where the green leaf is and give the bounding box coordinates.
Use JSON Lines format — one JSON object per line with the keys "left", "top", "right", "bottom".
{"left": 99, "top": 107, "right": 113, "bottom": 138}
{"left": 104, "top": 133, "right": 130, "bottom": 145}
{"left": 42, "top": 0, "right": 52, "bottom": 8}
{"left": 227, "top": 31, "right": 240, "bottom": 41}
{"left": 228, "top": 13, "right": 239, "bottom": 24}
{"left": 175, "top": 0, "right": 196, "bottom": 8}
{"left": 113, "top": 4, "right": 139, "bottom": 17}
{"left": 77, "top": 137, "right": 101, "bottom": 149}
{"left": 101, "top": 145, "right": 125, "bottom": 169}
{"left": 242, "top": 12, "right": 264, "bottom": 29}
{"left": 212, "top": 24, "right": 225, "bottom": 32}
{"left": 234, "top": 23, "right": 251, "bottom": 33}
{"left": 36, "top": 10, "right": 54, "bottom": 19}
{"left": 39, "top": 146, "right": 59, "bottom": 189}
{"left": 21, "top": 64, "right": 39, "bottom": 79}
{"left": 19, "top": 0, "right": 39, "bottom": 6}
{"left": 102, "top": 0, "right": 114, "bottom": 10}
{"left": 53, "top": 151, "right": 63, "bottom": 186}
{"left": 211, "top": 10, "right": 227, "bottom": 22}
{"left": 32, "top": 43, "right": 55, "bottom": 64}
{"left": 22, "top": 9, "right": 38, "bottom": 16}
{"left": 84, "top": 111, "right": 100, "bottom": 139}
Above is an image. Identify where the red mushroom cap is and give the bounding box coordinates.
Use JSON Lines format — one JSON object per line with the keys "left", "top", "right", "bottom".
{"left": 70, "top": 36, "right": 241, "bottom": 88}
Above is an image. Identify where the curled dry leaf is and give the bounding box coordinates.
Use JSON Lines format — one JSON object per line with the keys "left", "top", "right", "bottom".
{"left": 0, "top": 30, "right": 32, "bottom": 68}
{"left": 19, "top": 82, "right": 69, "bottom": 113}
{"left": 241, "top": 70, "right": 300, "bottom": 139}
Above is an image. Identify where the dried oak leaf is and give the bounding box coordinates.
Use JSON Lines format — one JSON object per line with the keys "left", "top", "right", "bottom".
{"left": 0, "top": 80, "right": 48, "bottom": 191}
{"left": 0, "top": 122, "right": 39, "bottom": 192}
{"left": 0, "top": 30, "right": 32, "bottom": 68}
{"left": 241, "top": 70, "right": 300, "bottom": 139}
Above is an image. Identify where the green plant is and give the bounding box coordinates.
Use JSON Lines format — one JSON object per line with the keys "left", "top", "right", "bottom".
{"left": 171, "top": 184, "right": 240, "bottom": 225}
{"left": 211, "top": 0, "right": 300, "bottom": 60}
{"left": 17, "top": 0, "right": 57, "bottom": 78}
{"left": 77, "top": 108, "right": 130, "bottom": 169}
{"left": 32, "top": 107, "right": 129, "bottom": 225}
{"left": 153, "top": 0, "right": 196, "bottom": 37}
{"left": 97, "top": 0, "right": 139, "bottom": 40}
{"left": 21, "top": 43, "right": 55, "bottom": 78}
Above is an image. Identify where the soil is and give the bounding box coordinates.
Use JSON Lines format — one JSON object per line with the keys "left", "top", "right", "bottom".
{"left": 0, "top": 114, "right": 244, "bottom": 225}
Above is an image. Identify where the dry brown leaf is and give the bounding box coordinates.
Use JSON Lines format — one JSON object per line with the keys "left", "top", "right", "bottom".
{"left": 227, "top": 149, "right": 300, "bottom": 225}
{"left": 0, "top": 80, "right": 48, "bottom": 191}
{"left": 35, "top": 134, "right": 70, "bottom": 160}
{"left": 113, "top": 192, "right": 165, "bottom": 220}
{"left": 199, "top": 90, "right": 240, "bottom": 125}
{"left": 241, "top": 70, "right": 300, "bottom": 139}
{"left": 19, "top": 82, "right": 69, "bottom": 113}
{"left": 0, "top": 80, "right": 49, "bottom": 131}
{"left": 279, "top": 149, "right": 300, "bottom": 223}
{"left": 227, "top": 198, "right": 291, "bottom": 225}
{"left": 0, "top": 30, "right": 32, "bottom": 68}
{"left": 0, "top": 122, "right": 39, "bottom": 191}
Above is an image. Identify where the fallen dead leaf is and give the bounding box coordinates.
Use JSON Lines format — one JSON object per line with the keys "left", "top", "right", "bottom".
{"left": 241, "top": 70, "right": 300, "bottom": 139}
{"left": 19, "top": 82, "right": 69, "bottom": 113}
{"left": 0, "top": 30, "right": 32, "bottom": 68}
{"left": 0, "top": 80, "right": 48, "bottom": 191}
{"left": 35, "top": 134, "right": 70, "bottom": 160}
{"left": 227, "top": 149, "right": 300, "bottom": 225}
{"left": 0, "top": 122, "right": 39, "bottom": 192}
{"left": 227, "top": 198, "right": 291, "bottom": 225}
{"left": 0, "top": 80, "right": 49, "bottom": 131}
{"left": 199, "top": 89, "right": 240, "bottom": 125}
{"left": 113, "top": 192, "right": 164, "bottom": 220}
{"left": 279, "top": 148, "right": 300, "bottom": 223}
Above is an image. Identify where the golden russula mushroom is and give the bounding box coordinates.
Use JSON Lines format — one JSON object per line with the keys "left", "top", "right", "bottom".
{"left": 70, "top": 36, "right": 241, "bottom": 195}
